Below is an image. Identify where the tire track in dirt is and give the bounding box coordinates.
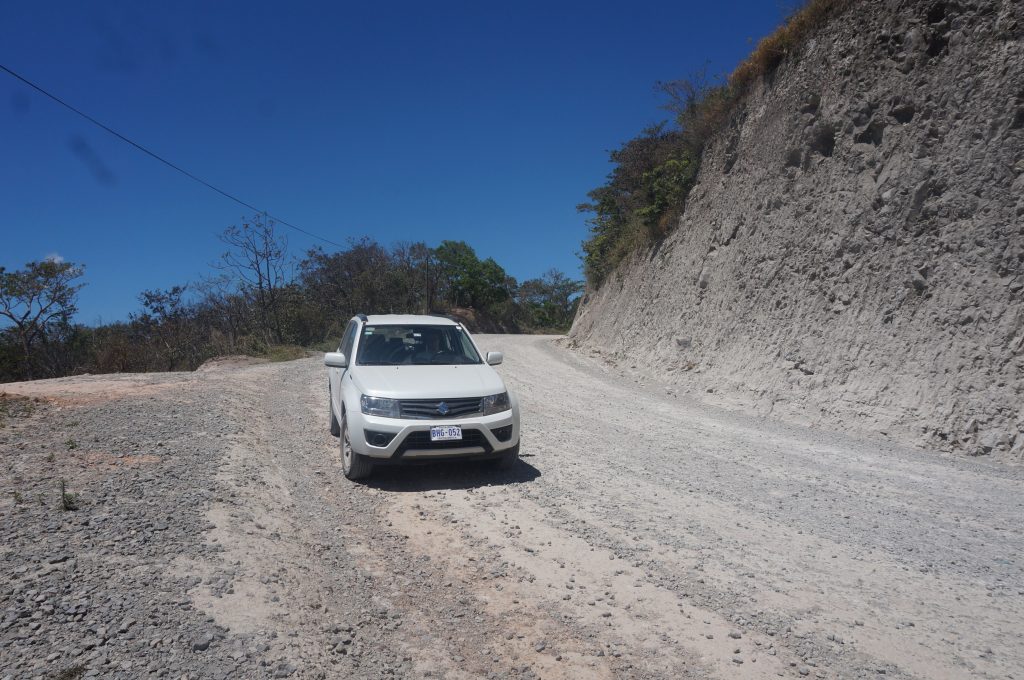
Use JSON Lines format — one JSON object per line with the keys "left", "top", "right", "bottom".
{"left": 6, "top": 335, "right": 1021, "bottom": 679}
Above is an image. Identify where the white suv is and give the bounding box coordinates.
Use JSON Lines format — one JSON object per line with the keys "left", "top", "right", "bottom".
{"left": 325, "top": 314, "right": 521, "bottom": 480}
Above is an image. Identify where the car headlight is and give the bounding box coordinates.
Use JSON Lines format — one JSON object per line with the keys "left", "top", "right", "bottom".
{"left": 481, "top": 391, "right": 511, "bottom": 416}
{"left": 361, "top": 395, "right": 400, "bottom": 418}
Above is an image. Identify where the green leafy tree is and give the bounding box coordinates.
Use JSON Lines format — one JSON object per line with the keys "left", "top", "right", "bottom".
{"left": 300, "top": 238, "right": 399, "bottom": 329}
{"left": 0, "top": 260, "right": 85, "bottom": 380}
{"left": 434, "top": 240, "right": 512, "bottom": 309}
{"left": 578, "top": 124, "right": 696, "bottom": 284}
{"left": 579, "top": 73, "right": 735, "bottom": 288}
{"left": 517, "top": 269, "right": 583, "bottom": 331}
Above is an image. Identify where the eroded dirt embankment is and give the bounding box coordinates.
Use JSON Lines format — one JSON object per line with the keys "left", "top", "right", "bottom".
{"left": 571, "top": 0, "right": 1024, "bottom": 459}
{"left": 2, "top": 335, "right": 1023, "bottom": 679}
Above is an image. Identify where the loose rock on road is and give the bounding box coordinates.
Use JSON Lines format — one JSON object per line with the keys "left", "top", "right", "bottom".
{"left": 1, "top": 335, "right": 1022, "bottom": 679}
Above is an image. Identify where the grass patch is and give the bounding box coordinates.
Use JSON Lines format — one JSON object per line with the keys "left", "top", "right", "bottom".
{"left": 731, "top": 0, "right": 856, "bottom": 95}
{"left": 59, "top": 479, "right": 80, "bottom": 512}
{"left": 257, "top": 344, "right": 315, "bottom": 362}
{"left": 310, "top": 339, "right": 338, "bottom": 353}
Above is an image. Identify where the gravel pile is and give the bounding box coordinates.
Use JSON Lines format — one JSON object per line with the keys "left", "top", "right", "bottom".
{"left": 0, "top": 373, "right": 406, "bottom": 680}
{"left": 1, "top": 388, "right": 252, "bottom": 679}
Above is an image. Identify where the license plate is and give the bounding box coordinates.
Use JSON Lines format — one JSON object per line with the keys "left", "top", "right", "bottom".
{"left": 430, "top": 426, "right": 462, "bottom": 441}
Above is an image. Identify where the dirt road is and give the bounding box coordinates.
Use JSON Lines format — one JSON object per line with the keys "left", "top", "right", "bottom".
{"left": 2, "top": 335, "right": 1022, "bottom": 679}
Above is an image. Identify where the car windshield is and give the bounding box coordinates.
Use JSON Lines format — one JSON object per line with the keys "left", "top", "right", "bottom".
{"left": 355, "top": 324, "right": 482, "bottom": 366}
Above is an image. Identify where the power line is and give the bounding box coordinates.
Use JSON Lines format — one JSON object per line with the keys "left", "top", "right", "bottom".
{"left": 0, "top": 63, "right": 345, "bottom": 249}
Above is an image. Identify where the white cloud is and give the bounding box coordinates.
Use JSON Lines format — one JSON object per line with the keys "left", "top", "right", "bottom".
{"left": 43, "top": 252, "right": 65, "bottom": 264}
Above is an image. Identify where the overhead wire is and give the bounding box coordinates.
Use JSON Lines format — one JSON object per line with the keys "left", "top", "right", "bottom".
{"left": 0, "top": 63, "right": 345, "bottom": 249}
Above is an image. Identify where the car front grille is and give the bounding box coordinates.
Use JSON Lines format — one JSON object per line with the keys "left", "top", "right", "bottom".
{"left": 395, "top": 428, "right": 491, "bottom": 456}
{"left": 398, "top": 397, "right": 482, "bottom": 419}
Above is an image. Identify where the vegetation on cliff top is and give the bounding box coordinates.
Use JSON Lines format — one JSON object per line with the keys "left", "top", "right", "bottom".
{"left": 578, "top": 0, "right": 855, "bottom": 287}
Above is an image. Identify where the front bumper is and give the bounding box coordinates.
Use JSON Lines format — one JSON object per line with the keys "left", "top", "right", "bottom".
{"left": 349, "top": 409, "right": 519, "bottom": 461}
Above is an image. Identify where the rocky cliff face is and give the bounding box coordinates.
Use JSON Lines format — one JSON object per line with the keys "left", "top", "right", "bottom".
{"left": 570, "top": 0, "right": 1024, "bottom": 458}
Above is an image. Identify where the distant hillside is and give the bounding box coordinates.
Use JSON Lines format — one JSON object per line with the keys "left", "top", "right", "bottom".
{"left": 571, "top": 0, "right": 1024, "bottom": 458}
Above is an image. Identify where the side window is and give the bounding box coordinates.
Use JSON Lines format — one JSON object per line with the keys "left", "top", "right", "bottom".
{"left": 339, "top": 321, "right": 357, "bottom": 360}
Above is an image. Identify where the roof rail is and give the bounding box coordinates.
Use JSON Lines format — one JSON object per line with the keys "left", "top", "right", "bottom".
{"left": 356, "top": 313, "right": 368, "bottom": 322}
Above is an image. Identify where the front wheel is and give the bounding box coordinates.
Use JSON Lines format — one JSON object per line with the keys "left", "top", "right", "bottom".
{"left": 341, "top": 417, "right": 373, "bottom": 481}
{"left": 490, "top": 442, "right": 520, "bottom": 470}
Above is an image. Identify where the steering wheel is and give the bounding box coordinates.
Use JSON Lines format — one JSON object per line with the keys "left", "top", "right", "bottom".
{"left": 386, "top": 344, "right": 413, "bottom": 363}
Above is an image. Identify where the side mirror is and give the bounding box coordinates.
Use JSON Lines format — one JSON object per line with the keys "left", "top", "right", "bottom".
{"left": 324, "top": 352, "right": 348, "bottom": 368}
{"left": 486, "top": 351, "right": 503, "bottom": 366}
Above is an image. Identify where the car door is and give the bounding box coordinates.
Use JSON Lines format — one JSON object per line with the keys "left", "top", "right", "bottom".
{"left": 331, "top": 320, "right": 358, "bottom": 415}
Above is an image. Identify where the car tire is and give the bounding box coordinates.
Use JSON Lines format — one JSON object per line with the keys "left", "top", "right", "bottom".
{"left": 492, "top": 441, "right": 520, "bottom": 470}
{"left": 341, "top": 417, "right": 373, "bottom": 481}
{"left": 329, "top": 388, "right": 340, "bottom": 437}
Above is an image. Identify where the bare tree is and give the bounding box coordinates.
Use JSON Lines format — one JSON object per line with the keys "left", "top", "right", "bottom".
{"left": 193, "top": 274, "right": 248, "bottom": 352}
{"left": 216, "top": 214, "right": 289, "bottom": 344}
{"left": 130, "top": 286, "right": 202, "bottom": 371}
{"left": 0, "top": 260, "right": 85, "bottom": 379}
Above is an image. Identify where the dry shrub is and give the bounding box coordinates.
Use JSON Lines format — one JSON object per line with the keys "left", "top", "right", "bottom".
{"left": 653, "top": 205, "right": 684, "bottom": 240}
{"left": 686, "top": 87, "right": 734, "bottom": 153}
{"left": 731, "top": 0, "right": 856, "bottom": 94}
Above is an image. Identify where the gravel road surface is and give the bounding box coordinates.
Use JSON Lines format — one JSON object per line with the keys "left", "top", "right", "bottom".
{"left": 2, "top": 335, "right": 1022, "bottom": 679}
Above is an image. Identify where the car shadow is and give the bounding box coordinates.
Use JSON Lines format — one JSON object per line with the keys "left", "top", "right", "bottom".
{"left": 364, "top": 457, "right": 541, "bottom": 492}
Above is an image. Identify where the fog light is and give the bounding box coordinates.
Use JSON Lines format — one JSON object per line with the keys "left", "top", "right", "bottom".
{"left": 364, "top": 430, "right": 396, "bottom": 448}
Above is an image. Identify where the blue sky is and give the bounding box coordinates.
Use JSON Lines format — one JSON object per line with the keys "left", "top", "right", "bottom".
{"left": 2, "top": 0, "right": 789, "bottom": 324}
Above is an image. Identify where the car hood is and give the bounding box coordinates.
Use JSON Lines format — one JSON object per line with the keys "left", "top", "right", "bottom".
{"left": 351, "top": 364, "right": 506, "bottom": 399}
